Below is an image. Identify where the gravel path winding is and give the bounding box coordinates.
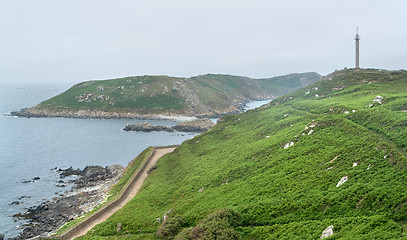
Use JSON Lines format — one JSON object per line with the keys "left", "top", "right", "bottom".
{"left": 63, "top": 147, "right": 175, "bottom": 240}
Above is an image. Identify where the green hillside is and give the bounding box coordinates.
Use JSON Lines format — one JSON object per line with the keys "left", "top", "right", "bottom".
{"left": 79, "top": 69, "right": 407, "bottom": 239}
{"left": 20, "top": 73, "right": 320, "bottom": 118}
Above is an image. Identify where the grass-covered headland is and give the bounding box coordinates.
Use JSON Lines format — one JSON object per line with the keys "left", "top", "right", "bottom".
{"left": 79, "top": 69, "right": 407, "bottom": 239}
{"left": 15, "top": 73, "right": 320, "bottom": 119}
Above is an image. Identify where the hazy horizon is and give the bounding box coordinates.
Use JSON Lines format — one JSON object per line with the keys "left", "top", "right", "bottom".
{"left": 1, "top": 0, "right": 406, "bottom": 84}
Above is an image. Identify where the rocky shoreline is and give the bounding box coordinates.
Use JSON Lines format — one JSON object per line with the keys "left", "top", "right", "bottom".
{"left": 10, "top": 165, "right": 124, "bottom": 240}
{"left": 8, "top": 97, "right": 271, "bottom": 120}
{"left": 9, "top": 108, "right": 241, "bottom": 120}
{"left": 123, "top": 118, "right": 216, "bottom": 133}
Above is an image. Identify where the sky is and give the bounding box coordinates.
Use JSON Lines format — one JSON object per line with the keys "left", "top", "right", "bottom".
{"left": 1, "top": 0, "right": 406, "bottom": 84}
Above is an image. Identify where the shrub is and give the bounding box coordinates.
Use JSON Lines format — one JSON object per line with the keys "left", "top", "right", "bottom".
{"left": 156, "top": 212, "right": 186, "bottom": 239}
{"left": 176, "top": 209, "right": 242, "bottom": 240}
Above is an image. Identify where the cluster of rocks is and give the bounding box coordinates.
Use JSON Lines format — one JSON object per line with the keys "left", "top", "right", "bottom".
{"left": 124, "top": 119, "right": 216, "bottom": 133}
{"left": 366, "top": 96, "right": 384, "bottom": 108}
{"left": 21, "top": 177, "right": 40, "bottom": 184}
{"left": 124, "top": 122, "right": 173, "bottom": 132}
{"left": 10, "top": 164, "right": 124, "bottom": 240}
{"left": 10, "top": 196, "right": 31, "bottom": 206}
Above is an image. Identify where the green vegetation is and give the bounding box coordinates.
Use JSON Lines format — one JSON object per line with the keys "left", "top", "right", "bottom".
{"left": 80, "top": 69, "right": 407, "bottom": 239}
{"left": 31, "top": 73, "right": 320, "bottom": 117}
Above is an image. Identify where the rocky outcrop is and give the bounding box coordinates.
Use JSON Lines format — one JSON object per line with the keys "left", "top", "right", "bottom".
{"left": 171, "top": 119, "right": 215, "bottom": 132}
{"left": 283, "top": 141, "right": 295, "bottom": 149}
{"left": 57, "top": 166, "right": 82, "bottom": 178}
{"left": 336, "top": 176, "right": 348, "bottom": 187}
{"left": 124, "top": 119, "right": 215, "bottom": 133}
{"left": 11, "top": 164, "right": 124, "bottom": 240}
{"left": 320, "top": 225, "right": 334, "bottom": 239}
{"left": 123, "top": 122, "right": 174, "bottom": 132}
{"left": 11, "top": 106, "right": 243, "bottom": 120}
{"left": 10, "top": 104, "right": 249, "bottom": 120}
{"left": 373, "top": 95, "right": 384, "bottom": 105}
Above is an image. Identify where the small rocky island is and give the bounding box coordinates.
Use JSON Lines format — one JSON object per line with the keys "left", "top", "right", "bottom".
{"left": 123, "top": 118, "right": 216, "bottom": 133}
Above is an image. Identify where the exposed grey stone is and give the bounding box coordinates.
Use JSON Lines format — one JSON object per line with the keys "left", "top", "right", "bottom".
{"left": 320, "top": 225, "right": 334, "bottom": 239}
{"left": 373, "top": 96, "right": 384, "bottom": 105}
{"left": 336, "top": 176, "right": 348, "bottom": 187}
{"left": 283, "top": 141, "right": 295, "bottom": 149}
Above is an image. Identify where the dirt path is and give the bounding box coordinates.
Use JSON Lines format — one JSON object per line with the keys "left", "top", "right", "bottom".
{"left": 64, "top": 147, "right": 176, "bottom": 240}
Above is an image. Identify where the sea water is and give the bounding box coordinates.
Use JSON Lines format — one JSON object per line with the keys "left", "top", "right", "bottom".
{"left": 0, "top": 84, "right": 199, "bottom": 238}
{"left": 0, "top": 84, "right": 271, "bottom": 238}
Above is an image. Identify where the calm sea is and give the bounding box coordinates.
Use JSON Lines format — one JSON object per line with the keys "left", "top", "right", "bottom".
{"left": 0, "top": 83, "right": 270, "bottom": 238}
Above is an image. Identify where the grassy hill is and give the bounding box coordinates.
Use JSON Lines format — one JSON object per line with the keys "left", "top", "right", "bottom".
{"left": 78, "top": 69, "right": 407, "bottom": 239}
{"left": 20, "top": 73, "right": 320, "bottom": 118}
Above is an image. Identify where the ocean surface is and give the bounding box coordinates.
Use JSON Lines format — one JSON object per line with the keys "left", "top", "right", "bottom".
{"left": 0, "top": 83, "right": 270, "bottom": 238}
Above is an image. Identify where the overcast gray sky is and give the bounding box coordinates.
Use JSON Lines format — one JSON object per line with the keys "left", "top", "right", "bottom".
{"left": 1, "top": 0, "right": 406, "bottom": 84}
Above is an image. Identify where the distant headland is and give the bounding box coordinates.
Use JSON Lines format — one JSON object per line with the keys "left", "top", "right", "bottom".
{"left": 11, "top": 73, "right": 321, "bottom": 119}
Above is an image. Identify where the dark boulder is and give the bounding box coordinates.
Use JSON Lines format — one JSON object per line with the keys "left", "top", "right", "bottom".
{"left": 58, "top": 167, "right": 82, "bottom": 178}
{"left": 18, "top": 196, "right": 31, "bottom": 200}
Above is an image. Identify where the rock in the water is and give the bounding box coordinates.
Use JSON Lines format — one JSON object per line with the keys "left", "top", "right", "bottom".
{"left": 0, "top": 233, "right": 4, "bottom": 240}
{"left": 33, "top": 177, "right": 41, "bottom": 180}
{"left": 18, "top": 196, "right": 31, "bottom": 200}
{"left": 373, "top": 96, "right": 384, "bottom": 105}
{"left": 124, "top": 119, "right": 215, "bottom": 133}
{"left": 320, "top": 225, "right": 334, "bottom": 239}
{"left": 123, "top": 122, "right": 173, "bottom": 132}
{"left": 336, "top": 176, "right": 348, "bottom": 187}
{"left": 73, "top": 165, "right": 111, "bottom": 188}
{"left": 58, "top": 167, "right": 82, "bottom": 178}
